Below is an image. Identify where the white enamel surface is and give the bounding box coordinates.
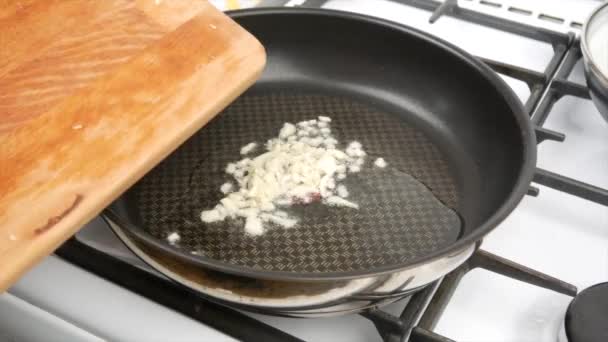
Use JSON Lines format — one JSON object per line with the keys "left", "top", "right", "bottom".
{"left": 9, "top": 238, "right": 235, "bottom": 342}
{"left": 8, "top": 1, "right": 607, "bottom": 342}
{"left": 0, "top": 293, "right": 104, "bottom": 342}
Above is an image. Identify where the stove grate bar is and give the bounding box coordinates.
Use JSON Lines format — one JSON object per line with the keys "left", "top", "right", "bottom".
{"left": 479, "top": 57, "right": 546, "bottom": 90}
{"left": 415, "top": 248, "right": 577, "bottom": 332}
{"left": 468, "top": 249, "right": 578, "bottom": 296}
{"left": 534, "top": 168, "right": 608, "bottom": 206}
{"left": 361, "top": 280, "right": 456, "bottom": 342}
{"left": 389, "top": 0, "right": 569, "bottom": 44}
{"left": 551, "top": 78, "right": 591, "bottom": 100}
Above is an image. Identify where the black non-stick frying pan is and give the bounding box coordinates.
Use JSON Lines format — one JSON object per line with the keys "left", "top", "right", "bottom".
{"left": 104, "top": 8, "right": 536, "bottom": 282}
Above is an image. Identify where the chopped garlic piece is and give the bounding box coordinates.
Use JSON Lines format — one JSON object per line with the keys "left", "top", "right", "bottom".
{"left": 201, "top": 205, "right": 226, "bottom": 222}
{"left": 325, "top": 196, "right": 359, "bottom": 209}
{"left": 245, "top": 215, "right": 264, "bottom": 236}
{"left": 220, "top": 182, "right": 233, "bottom": 194}
{"left": 279, "top": 123, "right": 296, "bottom": 139}
{"left": 374, "top": 157, "right": 388, "bottom": 168}
{"left": 200, "top": 117, "right": 387, "bottom": 236}
{"left": 167, "top": 232, "right": 181, "bottom": 244}
{"left": 336, "top": 184, "right": 349, "bottom": 198}
{"left": 262, "top": 213, "right": 298, "bottom": 228}
{"left": 274, "top": 210, "right": 289, "bottom": 218}
{"left": 347, "top": 141, "right": 362, "bottom": 150}
{"left": 240, "top": 142, "right": 258, "bottom": 155}
{"left": 353, "top": 158, "right": 365, "bottom": 167}
{"left": 349, "top": 165, "right": 361, "bottom": 173}
{"left": 226, "top": 163, "right": 236, "bottom": 174}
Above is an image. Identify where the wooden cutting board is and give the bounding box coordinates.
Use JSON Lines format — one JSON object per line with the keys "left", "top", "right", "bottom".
{"left": 0, "top": 0, "right": 265, "bottom": 291}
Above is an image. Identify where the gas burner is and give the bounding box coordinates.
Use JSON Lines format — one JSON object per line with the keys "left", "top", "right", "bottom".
{"left": 560, "top": 283, "right": 608, "bottom": 342}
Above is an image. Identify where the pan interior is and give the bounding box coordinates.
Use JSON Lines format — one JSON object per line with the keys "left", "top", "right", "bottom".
{"left": 108, "top": 10, "right": 532, "bottom": 279}
{"left": 127, "top": 89, "right": 463, "bottom": 274}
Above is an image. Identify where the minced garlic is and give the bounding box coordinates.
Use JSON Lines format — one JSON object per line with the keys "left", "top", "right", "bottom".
{"left": 200, "top": 116, "right": 385, "bottom": 236}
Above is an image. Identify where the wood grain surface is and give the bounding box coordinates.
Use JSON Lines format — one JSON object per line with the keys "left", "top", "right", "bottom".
{"left": 0, "top": 0, "right": 265, "bottom": 291}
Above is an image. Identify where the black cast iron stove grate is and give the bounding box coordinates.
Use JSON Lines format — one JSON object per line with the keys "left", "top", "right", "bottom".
{"left": 55, "top": 0, "right": 608, "bottom": 341}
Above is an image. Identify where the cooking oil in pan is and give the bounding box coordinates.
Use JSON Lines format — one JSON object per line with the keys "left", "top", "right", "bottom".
{"left": 282, "top": 157, "right": 464, "bottom": 248}
{"left": 136, "top": 91, "right": 464, "bottom": 270}
{"left": 185, "top": 158, "right": 464, "bottom": 272}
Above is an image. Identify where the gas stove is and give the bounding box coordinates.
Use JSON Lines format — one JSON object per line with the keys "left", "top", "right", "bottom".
{"left": 2, "top": 1, "right": 607, "bottom": 342}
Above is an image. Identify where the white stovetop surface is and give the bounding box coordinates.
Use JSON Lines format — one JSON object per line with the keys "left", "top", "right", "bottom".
{"left": 3, "top": 1, "right": 607, "bottom": 342}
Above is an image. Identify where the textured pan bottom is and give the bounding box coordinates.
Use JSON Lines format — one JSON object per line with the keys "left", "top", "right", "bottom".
{"left": 130, "top": 91, "right": 461, "bottom": 274}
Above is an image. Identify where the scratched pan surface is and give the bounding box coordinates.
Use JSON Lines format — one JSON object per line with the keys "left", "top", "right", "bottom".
{"left": 105, "top": 9, "right": 536, "bottom": 280}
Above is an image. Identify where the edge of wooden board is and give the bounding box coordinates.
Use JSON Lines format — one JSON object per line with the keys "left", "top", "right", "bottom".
{"left": 0, "top": 5, "right": 266, "bottom": 291}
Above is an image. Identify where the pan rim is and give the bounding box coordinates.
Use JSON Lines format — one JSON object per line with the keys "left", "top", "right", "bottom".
{"left": 103, "top": 7, "right": 537, "bottom": 281}
{"left": 581, "top": 1, "right": 608, "bottom": 88}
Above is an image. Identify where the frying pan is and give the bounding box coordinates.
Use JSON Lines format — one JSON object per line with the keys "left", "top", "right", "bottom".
{"left": 582, "top": 1, "right": 608, "bottom": 123}
{"left": 103, "top": 8, "right": 536, "bottom": 314}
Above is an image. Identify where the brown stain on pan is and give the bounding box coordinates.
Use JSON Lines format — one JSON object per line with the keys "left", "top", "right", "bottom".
{"left": 131, "top": 235, "right": 348, "bottom": 299}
